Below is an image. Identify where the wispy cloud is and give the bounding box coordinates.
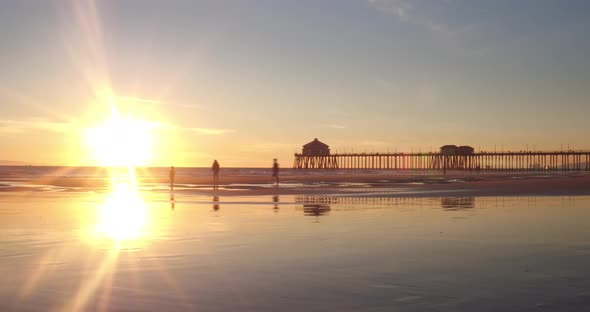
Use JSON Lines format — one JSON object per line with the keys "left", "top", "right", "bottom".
{"left": 367, "top": 0, "right": 480, "bottom": 39}
{"left": 360, "top": 140, "right": 392, "bottom": 146}
{"left": 175, "top": 103, "right": 206, "bottom": 110}
{"left": 368, "top": 0, "right": 413, "bottom": 21}
{"left": 151, "top": 122, "right": 234, "bottom": 135}
{"left": 324, "top": 124, "right": 347, "bottom": 129}
{"left": 186, "top": 127, "right": 235, "bottom": 135}
{"left": 0, "top": 119, "right": 73, "bottom": 134}
{"left": 115, "top": 96, "right": 160, "bottom": 104}
{"left": 238, "top": 142, "right": 299, "bottom": 154}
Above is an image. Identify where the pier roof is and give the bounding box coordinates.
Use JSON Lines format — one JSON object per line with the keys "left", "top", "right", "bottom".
{"left": 303, "top": 138, "right": 329, "bottom": 149}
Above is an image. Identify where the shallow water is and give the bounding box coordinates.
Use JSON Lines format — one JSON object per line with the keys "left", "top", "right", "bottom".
{"left": 1, "top": 191, "right": 589, "bottom": 311}
{"left": 1, "top": 165, "right": 582, "bottom": 190}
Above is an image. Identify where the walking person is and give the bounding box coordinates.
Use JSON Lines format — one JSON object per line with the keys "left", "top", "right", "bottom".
{"left": 272, "top": 159, "right": 279, "bottom": 187}
{"left": 212, "top": 160, "right": 220, "bottom": 190}
{"left": 169, "top": 166, "right": 175, "bottom": 190}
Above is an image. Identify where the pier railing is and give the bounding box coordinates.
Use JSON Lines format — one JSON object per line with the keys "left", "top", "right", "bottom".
{"left": 293, "top": 151, "right": 590, "bottom": 171}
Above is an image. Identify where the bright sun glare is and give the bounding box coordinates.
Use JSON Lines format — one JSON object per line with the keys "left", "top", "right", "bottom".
{"left": 95, "top": 182, "right": 148, "bottom": 241}
{"left": 85, "top": 115, "right": 155, "bottom": 167}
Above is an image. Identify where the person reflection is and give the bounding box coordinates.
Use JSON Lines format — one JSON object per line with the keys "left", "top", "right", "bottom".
{"left": 272, "top": 195, "right": 279, "bottom": 211}
{"left": 170, "top": 190, "right": 175, "bottom": 210}
{"left": 440, "top": 197, "right": 475, "bottom": 211}
{"left": 213, "top": 196, "right": 220, "bottom": 211}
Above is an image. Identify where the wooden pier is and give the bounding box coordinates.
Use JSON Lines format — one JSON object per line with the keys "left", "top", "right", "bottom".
{"left": 293, "top": 151, "right": 590, "bottom": 171}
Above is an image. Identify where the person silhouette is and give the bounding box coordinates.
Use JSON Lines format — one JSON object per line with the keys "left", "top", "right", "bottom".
{"left": 272, "top": 159, "right": 279, "bottom": 187}
{"left": 212, "top": 160, "right": 220, "bottom": 190}
{"left": 169, "top": 166, "right": 175, "bottom": 190}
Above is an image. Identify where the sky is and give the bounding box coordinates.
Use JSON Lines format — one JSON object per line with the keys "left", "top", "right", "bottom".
{"left": 1, "top": 0, "right": 589, "bottom": 167}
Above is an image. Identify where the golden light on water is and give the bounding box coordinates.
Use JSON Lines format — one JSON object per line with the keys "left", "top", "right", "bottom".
{"left": 68, "top": 175, "right": 175, "bottom": 310}
{"left": 57, "top": 180, "right": 153, "bottom": 311}
{"left": 94, "top": 182, "right": 148, "bottom": 242}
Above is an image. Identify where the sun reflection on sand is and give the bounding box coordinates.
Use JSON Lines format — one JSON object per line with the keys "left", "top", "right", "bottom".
{"left": 67, "top": 178, "right": 175, "bottom": 310}
{"left": 94, "top": 182, "right": 148, "bottom": 242}
{"left": 84, "top": 166, "right": 175, "bottom": 246}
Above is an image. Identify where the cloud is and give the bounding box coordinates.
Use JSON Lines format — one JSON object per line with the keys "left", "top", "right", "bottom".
{"left": 325, "top": 124, "right": 347, "bottom": 129}
{"left": 115, "top": 96, "right": 161, "bottom": 104}
{"left": 186, "top": 127, "right": 235, "bottom": 135}
{"left": 176, "top": 103, "right": 206, "bottom": 110}
{"left": 0, "top": 119, "right": 72, "bottom": 134}
{"left": 367, "top": 0, "right": 479, "bottom": 39}
{"left": 150, "top": 122, "right": 234, "bottom": 135}
{"left": 368, "top": 0, "right": 412, "bottom": 21}
{"left": 236, "top": 142, "right": 300, "bottom": 154}
{"left": 360, "top": 140, "right": 392, "bottom": 146}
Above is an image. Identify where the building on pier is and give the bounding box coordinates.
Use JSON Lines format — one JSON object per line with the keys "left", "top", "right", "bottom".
{"left": 458, "top": 146, "right": 475, "bottom": 155}
{"left": 302, "top": 138, "right": 330, "bottom": 156}
{"left": 440, "top": 145, "right": 458, "bottom": 155}
{"left": 440, "top": 145, "right": 474, "bottom": 155}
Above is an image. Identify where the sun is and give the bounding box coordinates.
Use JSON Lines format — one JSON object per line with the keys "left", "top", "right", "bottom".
{"left": 85, "top": 114, "right": 155, "bottom": 167}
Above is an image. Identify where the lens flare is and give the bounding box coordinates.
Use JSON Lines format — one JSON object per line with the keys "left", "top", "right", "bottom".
{"left": 95, "top": 182, "right": 147, "bottom": 241}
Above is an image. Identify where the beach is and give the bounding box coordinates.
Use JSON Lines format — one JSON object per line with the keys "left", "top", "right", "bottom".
{"left": 1, "top": 190, "right": 590, "bottom": 311}
{"left": 2, "top": 166, "right": 590, "bottom": 198}
{"left": 2, "top": 0, "right": 589, "bottom": 310}
{"left": 2, "top": 167, "right": 590, "bottom": 311}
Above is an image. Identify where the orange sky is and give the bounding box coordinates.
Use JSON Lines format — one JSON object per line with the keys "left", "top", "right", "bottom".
{"left": 1, "top": 1, "right": 589, "bottom": 167}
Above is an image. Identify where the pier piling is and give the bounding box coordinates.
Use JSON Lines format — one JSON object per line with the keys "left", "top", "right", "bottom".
{"left": 293, "top": 151, "right": 590, "bottom": 171}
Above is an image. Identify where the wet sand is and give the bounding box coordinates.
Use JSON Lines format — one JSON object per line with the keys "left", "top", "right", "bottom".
{"left": 5, "top": 171, "right": 590, "bottom": 198}
{"left": 1, "top": 192, "right": 590, "bottom": 311}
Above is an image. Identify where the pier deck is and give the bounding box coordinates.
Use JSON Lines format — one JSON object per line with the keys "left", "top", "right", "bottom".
{"left": 293, "top": 151, "right": 590, "bottom": 171}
